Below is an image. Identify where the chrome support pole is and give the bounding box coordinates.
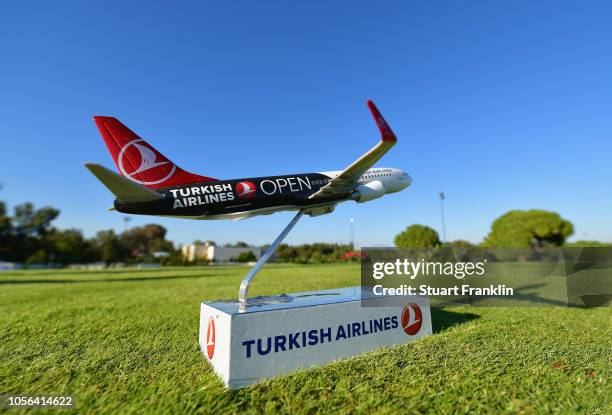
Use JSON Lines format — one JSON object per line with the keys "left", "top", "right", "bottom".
{"left": 238, "top": 210, "right": 305, "bottom": 305}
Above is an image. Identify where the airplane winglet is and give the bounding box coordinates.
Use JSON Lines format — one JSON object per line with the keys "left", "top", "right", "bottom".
{"left": 367, "top": 100, "right": 397, "bottom": 142}
{"left": 309, "top": 101, "right": 398, "bottom": 200}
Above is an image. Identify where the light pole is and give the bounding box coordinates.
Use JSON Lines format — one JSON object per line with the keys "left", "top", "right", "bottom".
{"left": 123, "top": 216, "right": 131, "bottom": 233}
{"left": 439, "top": 192, "right": 446, "bottom": 243}
{"left": 349, "top": 218, "right": 355, "bottom": 250}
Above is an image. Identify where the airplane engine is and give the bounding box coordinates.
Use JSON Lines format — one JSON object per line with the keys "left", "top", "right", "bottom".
{"left": 350, "top": 180, "right": 385, "bottom": 203}
{"left": 304, "top": 204, "right": 336, "bottom": 217}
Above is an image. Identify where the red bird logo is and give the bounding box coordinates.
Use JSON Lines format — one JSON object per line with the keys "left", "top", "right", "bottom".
{"left": 118, "top": 139, "right": 176, "bottom": 185}
{"left": 206, "top": 317, "right": 215, "bottom": 359}
{"left": 235, "top": 181, "right": 256, "bottom": 201}
{"left": 400, "top": 303, "right": 422, "bottom": 335}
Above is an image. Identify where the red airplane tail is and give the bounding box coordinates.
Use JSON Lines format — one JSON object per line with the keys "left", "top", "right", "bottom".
{"left": 93, "top": 116, "right": 217, "bottom": 189}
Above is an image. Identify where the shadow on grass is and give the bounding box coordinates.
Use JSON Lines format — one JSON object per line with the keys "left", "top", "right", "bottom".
{"left": 578, "top": 294, "right": 611, "bottom": 307}
{"left": 0, "top": 271, "right": 240, "bottom": 285}
{"left": 430, "top": 308, "right": 479, "bottom": 333}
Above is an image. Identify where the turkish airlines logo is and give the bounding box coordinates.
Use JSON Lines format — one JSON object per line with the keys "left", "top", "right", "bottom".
{"left": 118, "top": 139, "right": 176, "bottom": 185}
{"left": 235, "top": 181, "right": 256, "bottom": 200}
{"left": 206, "top": 317, "right": 215, "bottom": 359}
{"left": 401, "top": 303, "right": 422, "bottom": 335}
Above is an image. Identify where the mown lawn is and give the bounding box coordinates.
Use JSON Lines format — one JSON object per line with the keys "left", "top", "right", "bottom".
{"left": 0, "top": 264, "right": 609, "bottom": 414}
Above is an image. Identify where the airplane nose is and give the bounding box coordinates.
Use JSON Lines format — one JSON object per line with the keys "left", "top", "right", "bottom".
{"left": 384, "top": 171, "right": 411, "bottom": 194}
{"left": 403, "top": 172, "right": 412, "bottom": 186}
{"left": 398, "top": 171, "right": 412, "bottom": 189}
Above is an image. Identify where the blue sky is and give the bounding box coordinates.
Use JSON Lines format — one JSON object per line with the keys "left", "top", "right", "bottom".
{"left": 1, "top": 1, "right": 611, "bottom": 247}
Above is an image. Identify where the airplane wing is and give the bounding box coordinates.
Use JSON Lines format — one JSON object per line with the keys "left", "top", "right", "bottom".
{"left": 309, "top": 100, "right": 397, "bottom": 200}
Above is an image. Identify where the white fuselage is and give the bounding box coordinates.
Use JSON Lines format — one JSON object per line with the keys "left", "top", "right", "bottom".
{"left": 322, "top": 167, "right": 412, "bottom": 194}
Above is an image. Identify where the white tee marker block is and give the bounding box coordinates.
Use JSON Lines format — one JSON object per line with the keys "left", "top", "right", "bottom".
{"left": 199, "top": 287, "right": 432, "bottom": 388}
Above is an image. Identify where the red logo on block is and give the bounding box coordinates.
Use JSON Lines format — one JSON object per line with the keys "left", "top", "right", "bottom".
{"left": 206, "top": 317, "right": 215, "bottom": 359}
{"left": 235, "top": 181, "right": 256, "bottom": 201}
{"left": 401, "top": 303, "right": 422, "bottom": 335}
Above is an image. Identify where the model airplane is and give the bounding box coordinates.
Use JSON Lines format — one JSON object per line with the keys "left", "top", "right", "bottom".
{"left": 85, "top": 100, "right": 411, "bottom": 220}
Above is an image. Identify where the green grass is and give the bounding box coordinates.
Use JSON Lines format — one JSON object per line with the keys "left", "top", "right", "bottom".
{"left": 0, "top": 264, "right": 609, "bottom": 414}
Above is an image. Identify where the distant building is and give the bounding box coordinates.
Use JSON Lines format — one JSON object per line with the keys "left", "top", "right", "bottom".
{"left": 0, "top": 262, "right": 23, "bottom": 271}
{"left": 182, "top": 244, "right": 208, "bottom": 262}
{"left": 181, "top": 243, "right": 262, "bottom": 262}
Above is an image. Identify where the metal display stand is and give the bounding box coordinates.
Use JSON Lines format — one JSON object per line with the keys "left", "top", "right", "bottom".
{"left": 238, "top": 210, "right": 304, "bottom": 307}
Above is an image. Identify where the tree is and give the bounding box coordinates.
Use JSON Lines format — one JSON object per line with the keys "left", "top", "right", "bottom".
{"left": 11, "top": 203, "right": 60, "bottom": 262}
{"left": 443, "top": 239, "right": 474, "bottom": 247}
{"left": 13, "top": 203, "right": 59, "bottom": 237}
{"left": 224, "top": 241, "right": 249, "bottom": 247}
{"left": 483, "top": 209, "right": 573, "bottom": 247}
{"left": 277, "top": 244, "right": 298, "bottom": 262}
{"left": 95, "top": 230, "right": 125, "bottom": 264}
{"left": 0, "top": 201, "right": 12, "bottom": 259}
{"left": 235, "top": 251, "right": 256, "bottom": 262}
{"left": 46, "top": 228, "right": 98, "bottom": 265}
{"left": 394, "top": 225, "right": 440, "bottom": 248}
{"left": 274, "top": 243, "right": 352, "bottom": 263}
{"left": 121, "top": 224, "right": 174, "bottom": 259}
